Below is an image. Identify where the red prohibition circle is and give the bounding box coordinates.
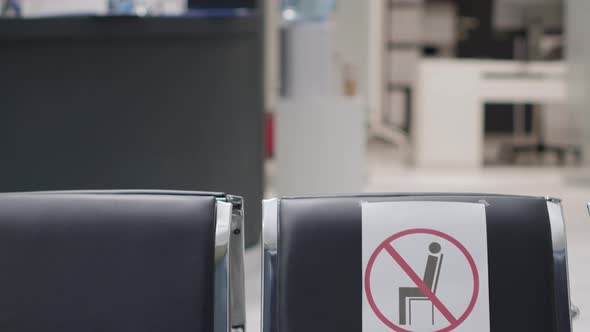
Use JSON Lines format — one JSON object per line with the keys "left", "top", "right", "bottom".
{"left": 364, "top": 228, "right": 480, "bottom": 332}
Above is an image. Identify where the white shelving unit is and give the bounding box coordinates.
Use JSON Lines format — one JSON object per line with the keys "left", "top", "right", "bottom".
{"left": 369, "top": 0, "right": 423, "bottom": 148}
{"left": 369, "top": 0, "right": 457, "bottom": 152}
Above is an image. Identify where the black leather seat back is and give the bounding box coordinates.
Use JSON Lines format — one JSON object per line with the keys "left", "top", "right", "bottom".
{"left": 0, "top": 191, "right": 221, "bottom": 332}
{"left": 263, "top": 194, "right": 572, "bottom": 332}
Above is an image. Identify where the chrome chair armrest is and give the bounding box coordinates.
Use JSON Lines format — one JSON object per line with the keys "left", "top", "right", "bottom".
{"left": 571, "top": 305, "right": 580, "bottom": 321}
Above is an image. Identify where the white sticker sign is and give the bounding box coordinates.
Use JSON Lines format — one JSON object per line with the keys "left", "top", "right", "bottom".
{"left": 362, "top": 201, "right": 490, "bottom": 332}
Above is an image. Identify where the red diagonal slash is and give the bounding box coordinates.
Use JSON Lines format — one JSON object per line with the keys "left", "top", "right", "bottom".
{"left": 383, "top": 243, "right": 458, "bottom": 325}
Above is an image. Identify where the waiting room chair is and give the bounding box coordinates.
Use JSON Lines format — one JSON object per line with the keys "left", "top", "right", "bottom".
{"left": 262, "top": 194, "right": 576, "bottom": 332}
{"left": 0, "top": 190, "right": 245, "bottom": 332}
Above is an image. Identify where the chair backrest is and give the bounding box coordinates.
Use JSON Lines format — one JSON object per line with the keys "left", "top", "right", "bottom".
{"left": 431, "top": 253, "right": 443, "bottom": 294}
{"left": 262, "top": 194, "right": 573, "bottom": 332}
{"left": 423, "top": 250, "right": 443, "bottom": 292}
{"left": 0, "top": 190, "right": 245, "bottom": 332}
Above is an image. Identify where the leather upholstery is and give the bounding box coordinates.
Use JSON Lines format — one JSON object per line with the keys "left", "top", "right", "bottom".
{"left": 0, "top": 190, "right": 221, "bottom": 332}
{"left": 277, "top": 194, "right": 557, "bottom": 332}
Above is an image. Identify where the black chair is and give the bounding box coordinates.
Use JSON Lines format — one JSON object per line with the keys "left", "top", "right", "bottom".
{"left": 0, "top": 190, "right": 245, "bottom": 332}
{"left": 262, "top": 194, "right": 576, "bottom": 332}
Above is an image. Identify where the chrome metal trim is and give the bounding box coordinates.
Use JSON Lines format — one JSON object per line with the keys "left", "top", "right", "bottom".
{"left": 228, "top": 195, "right": 246, "bottom": 332}
{"left": 262, "top": 199, "right": 279, "bottom": 332}
{"left": 571, "top": 304, "right": 580, "bottom": 321}
{"left": 215, "top": 196, "right": 247, "bottom": 332}
{"left": 214, "top": 201, "right": 232, "bottom": 332}
{"left": 546, "top": 198, "right": 573, "bottom": 331}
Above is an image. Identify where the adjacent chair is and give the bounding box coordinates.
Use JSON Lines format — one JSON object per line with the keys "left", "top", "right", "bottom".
{"left": 0, "top": 190, "right": 245, "bottom": 332}
{"left": 262, "top": 194, "right": 575, "bottom": 332}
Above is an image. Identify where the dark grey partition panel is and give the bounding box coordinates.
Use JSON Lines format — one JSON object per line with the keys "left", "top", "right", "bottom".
{"left": 0, "top": 16, "right": 263, "bottom": 246}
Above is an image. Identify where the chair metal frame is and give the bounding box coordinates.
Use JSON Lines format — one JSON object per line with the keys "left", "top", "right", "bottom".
{"left": 214, "top": 195, "right": 247, "bottom": 332}
{"left": 546, "top": 197, "right": 575, "bottom": 331}
{"left": 262, "top": 198, "right": 279, "bottom": 332}
{"left": 262, "top": 195, "right": 576, "bottom": 332}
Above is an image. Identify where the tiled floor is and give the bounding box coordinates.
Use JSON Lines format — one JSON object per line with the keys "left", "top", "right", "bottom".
{"left": 245, "top": 141, "right": 590, "bottom": 331}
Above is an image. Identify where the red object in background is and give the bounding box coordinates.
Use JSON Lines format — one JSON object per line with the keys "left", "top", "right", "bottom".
{"left": 265, "top": 112, "right": 274, "bottom": 158}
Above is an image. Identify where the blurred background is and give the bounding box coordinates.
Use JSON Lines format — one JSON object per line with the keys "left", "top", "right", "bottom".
{"left": 0, "top": 0, "right": 589, "bottom": 330}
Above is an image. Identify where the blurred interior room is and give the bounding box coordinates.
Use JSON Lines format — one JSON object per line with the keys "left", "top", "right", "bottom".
{"left": 0, "top": 0, "right": 588, "bottom": 331}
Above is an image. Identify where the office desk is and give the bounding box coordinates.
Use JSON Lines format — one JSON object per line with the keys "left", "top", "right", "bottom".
{"left": 413, "top": 59, "right": 567, "bottom": 168}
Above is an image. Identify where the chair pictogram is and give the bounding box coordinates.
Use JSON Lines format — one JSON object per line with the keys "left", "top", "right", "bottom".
{"left": 398, "top": 242, "right": 444, "bottom": 325}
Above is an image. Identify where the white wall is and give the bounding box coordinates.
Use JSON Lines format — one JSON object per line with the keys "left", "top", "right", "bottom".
{"left": 567, "top": 0, "right": 590, "bottom": 162}
{"left": 21, "top": 0, "right": 107, "bottom": 16}
{"left": 333, "top": 0, "right": 369, "bottom": 100}
{"left": 17, "top": 0, "right": 185, "bottom": 16}
{"left": 263, "top": 0, "right": 279, "bottom": 112}
{"left": 262, "top": 0, "right": 369, "bottom": 109}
